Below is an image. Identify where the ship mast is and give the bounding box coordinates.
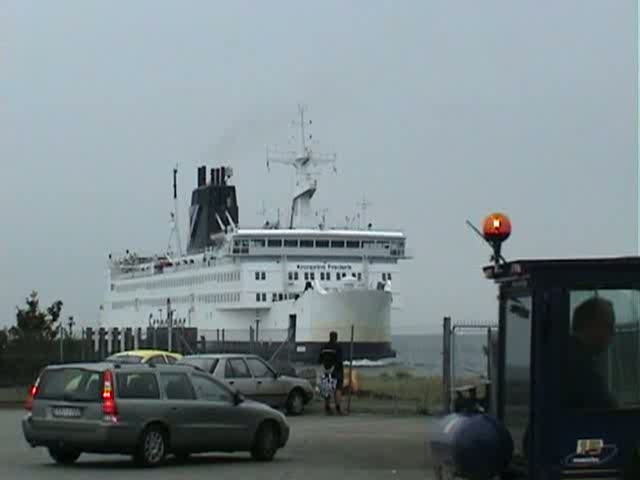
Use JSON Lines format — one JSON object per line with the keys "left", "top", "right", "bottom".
{"left": 357, "top": 195, "right": 372, "bottom": 229}
{"left": 266, "top": 104, "right": 337, "bottom": 229}
{"left": 167, "top": 164, "right": 183, "bottom": 256}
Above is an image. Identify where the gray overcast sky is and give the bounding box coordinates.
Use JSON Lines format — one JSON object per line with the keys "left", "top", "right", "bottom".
{"left": 0, "top": 1, "right": 636, "bottom": 334}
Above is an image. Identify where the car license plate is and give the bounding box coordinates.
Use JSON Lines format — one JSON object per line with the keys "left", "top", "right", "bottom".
{"left": 52, "top": 407, "right": 82, "bottom": 418}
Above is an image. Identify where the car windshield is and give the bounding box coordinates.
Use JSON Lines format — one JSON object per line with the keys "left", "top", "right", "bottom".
{"left": 37, "top": 368, "right": 102, "bottom": 402}
{"left": 106, "top": 354, "right": 143, "bottom": 364}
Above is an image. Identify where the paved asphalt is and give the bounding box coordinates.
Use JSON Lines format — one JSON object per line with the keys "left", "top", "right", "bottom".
{"left": 1, "top": 409, "right": 432, "bottom": 480}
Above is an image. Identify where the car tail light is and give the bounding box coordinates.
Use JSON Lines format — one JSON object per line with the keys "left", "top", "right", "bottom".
{"left": 101, "top": 370, "right": 118, "bottom": 418}
{"left": 25, "top": 382, "right": 39, "bottom": 411}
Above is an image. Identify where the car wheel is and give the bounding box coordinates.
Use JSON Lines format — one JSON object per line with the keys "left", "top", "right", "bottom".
{"left": 285, "top": 389, "right": 305, "bottom": 415}
{"left": 251, "top": 422, "right": 279, "bottom": 462}
{"left": 48, "top": 447, "right": 81, "bottom": 465}
{"left": 134, "top": 425, "right": 168, "bottom": 468}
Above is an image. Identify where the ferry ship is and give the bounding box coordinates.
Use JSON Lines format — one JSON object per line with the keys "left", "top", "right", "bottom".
{"left": 102, "top": 107, "right": 410, "bottom": 361}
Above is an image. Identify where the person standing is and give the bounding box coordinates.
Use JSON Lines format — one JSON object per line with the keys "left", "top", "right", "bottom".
{"left": 318, "top": 331, "right": 344, "bottom": 414}
{"left": 566, "top": 296, "right": 617, "bottom": 409}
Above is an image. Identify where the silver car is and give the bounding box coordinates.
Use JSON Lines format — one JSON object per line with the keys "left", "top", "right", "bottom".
{"left": 22, "top": 362, "right": 290, "bottom": 467}
{"left": 179, "top": 354, "right": 314, "bottom": 415}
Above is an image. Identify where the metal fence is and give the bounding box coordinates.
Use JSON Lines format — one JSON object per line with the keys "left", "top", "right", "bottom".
{"left": 442, "top": 317, "right": 498, "bottom": 414}
{"left": 0, "top": 324, "right": 443, "bottom": 414}
{"left": 0, "top": 325, "right": 292, "bottom": 387}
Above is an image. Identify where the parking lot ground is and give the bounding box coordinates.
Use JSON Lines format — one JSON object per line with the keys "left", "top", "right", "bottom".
{"left": 0, "top": 409, "right": 433, "bottom": 480}
{"left": 305, "top": 396, "right": 428, "bottom": 415}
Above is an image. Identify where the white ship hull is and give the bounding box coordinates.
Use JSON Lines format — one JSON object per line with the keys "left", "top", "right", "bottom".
{"left": 102, "top": 283, "right": 396, "bottom": 360}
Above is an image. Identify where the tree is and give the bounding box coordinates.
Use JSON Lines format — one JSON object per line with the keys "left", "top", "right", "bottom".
{"left": 10, "top": 291, "right": 63, "bottom": 343}
{"left": 0, "top": 329, "right": 7, "bottom": 363}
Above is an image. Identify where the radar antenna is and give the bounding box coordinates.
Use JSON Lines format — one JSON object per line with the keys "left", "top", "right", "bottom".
{"left": 266, "top": 104, "right": 337, "bottom": 229}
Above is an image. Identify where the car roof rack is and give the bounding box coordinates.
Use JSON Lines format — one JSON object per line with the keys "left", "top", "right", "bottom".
{"left": 107, "top": 361, "right": 204, "bottom": 371}
{"left": 110, "top": 362, "right": 154, "bottom": 369}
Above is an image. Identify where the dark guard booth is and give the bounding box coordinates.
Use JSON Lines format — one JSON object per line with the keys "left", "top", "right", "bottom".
{"left": 486, "top": 257, "right": 640, "bottom": 479}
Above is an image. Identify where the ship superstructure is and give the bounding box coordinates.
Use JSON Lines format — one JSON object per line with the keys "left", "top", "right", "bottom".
{"left": 103, "top": 106, "right": 409, "bottom": 360}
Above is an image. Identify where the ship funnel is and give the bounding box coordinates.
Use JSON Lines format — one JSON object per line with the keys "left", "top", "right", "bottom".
{"left": 197, "top": 166, "right": 206, "bottom": 187}
{"left": 187, "top": 165, "right": 239, "bottom": 254}
{"left": 211, "top": 167, "right": 220, "bottom": 185}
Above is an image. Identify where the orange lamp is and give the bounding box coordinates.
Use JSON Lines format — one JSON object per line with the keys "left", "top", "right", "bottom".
{"left": 482, "top": 213, "right": 511, "bottom": 243}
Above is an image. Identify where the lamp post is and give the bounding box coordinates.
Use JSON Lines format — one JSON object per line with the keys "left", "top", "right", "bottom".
{"left": 167, "top": 298, "right": 173, "bottom": 352}
{"left": 67, "top": 316, "right": 75, "bottom": 338}
{"left": 59, "top": 323, "right": 64, "bottom": 363}
{"left": 188, "top": 306, "right": 194, "bottom": 327}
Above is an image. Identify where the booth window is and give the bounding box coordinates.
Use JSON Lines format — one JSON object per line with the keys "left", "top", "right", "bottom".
{"left": 565, "top": 289, "right": 640, "bottom": 411}
{"left": 503, "top": 294, "right": 532, "bottom": 462}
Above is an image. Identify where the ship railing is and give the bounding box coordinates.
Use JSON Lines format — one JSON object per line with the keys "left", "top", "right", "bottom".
{"left": 234, "top": 225, "right": 407, "bottom": 234}
{"left": 110, "top": 254, "right": 235, "bottom": 280}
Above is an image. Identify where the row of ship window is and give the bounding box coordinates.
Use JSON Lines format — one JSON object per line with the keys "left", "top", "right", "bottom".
{"left": 255, "top": 292, "right": 299, "bottom": 303}
{"left": 234, "top": 238, "right": 404, "bottom": 250}
{"left": 111, "top": 288, "right": 321, "bottom": 310}
{"left": 111, "top": 293, "right": 242, "bottom": 310}
{"left": 114, "top": 271, "right": 241, "bottom": 293}
{"left": 257, "top": 271, "right": 393, "bottom": 282}
{"left": 110, "top": 272, "right": 394, "bottom": 311}
{"left": 288, "top": 271, "right": 362, "bottom": 281}
{"left": 113, "top": 270, "right": 394, "bottom": 297}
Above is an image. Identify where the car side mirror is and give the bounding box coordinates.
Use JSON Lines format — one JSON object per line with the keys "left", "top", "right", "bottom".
{"left": 274, "top": 370, "right": 281, "bottom": 378}
{"left": 234, "top": 391, "right": 245, "bottom": 405}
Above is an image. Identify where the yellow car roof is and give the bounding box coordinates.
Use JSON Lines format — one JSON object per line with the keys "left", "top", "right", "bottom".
{"left": 111, "top": 349, "right": 183, "bottom": 359}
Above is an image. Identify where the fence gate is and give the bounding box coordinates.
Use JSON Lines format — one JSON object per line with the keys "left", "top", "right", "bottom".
{"left": 442, "top": 317, "right": 498, "bottom": 414}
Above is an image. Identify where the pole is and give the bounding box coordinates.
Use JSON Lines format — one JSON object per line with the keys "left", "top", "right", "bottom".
{"left": 67, "top": 316, "right": 75, "bottom": 338}
{"left": 442, "top": 317, "right": 452, "bottom": 413}
{"left": 451, "top": 326, "right": 456, "bottom": 399}
{"left": 256, "top": 319, "right": 260, "bottom": 343}
{"left": 487, "top": 328, "right": 496, "bottom": 416}
{"left": 59, "top": 324, "right": 64, "bottom": 363}
{"left": 347, "top": 324, "right": 354, "bottom": 414}
{"left": 486, "top": 327, "right": 492, "bottom": 381}
{"left": 80, "top": 328, "right": 85, "bottom": 361}
{"left": 167, "top": 298, "right": 173, "bottom": 352}
{"left": 173, "top": 166, "right": 183, "bottom": 257}
{"left": 153, "top": 323, "right": 157, "bottom": 349}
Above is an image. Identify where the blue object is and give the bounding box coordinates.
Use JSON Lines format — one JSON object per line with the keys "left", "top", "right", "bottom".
{"left": 429, "top": 413, "right": 514, "bottom": 480}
